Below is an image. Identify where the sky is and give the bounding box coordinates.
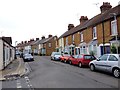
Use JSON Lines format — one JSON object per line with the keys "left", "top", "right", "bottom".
{"left": 0, "top": 0, "right": 119, "bottom": 46}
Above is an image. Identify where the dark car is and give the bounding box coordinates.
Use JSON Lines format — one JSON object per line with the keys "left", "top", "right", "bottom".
{"left": 68, "top": 54, "right": 96, "bottom": 67}
{"left": 23, "top": 54, "right": 34, "bottom": 62}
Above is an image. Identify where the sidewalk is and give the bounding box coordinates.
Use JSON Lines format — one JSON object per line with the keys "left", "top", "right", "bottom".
{"left": 0, "top": 58, "right": 26, "bottom": 81}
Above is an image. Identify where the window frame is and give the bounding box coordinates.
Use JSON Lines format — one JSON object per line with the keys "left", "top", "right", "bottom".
{"left": 80, "top": 32, "right": 83, "bottom": 42}
{"left": 92, "top": 26, "right": 97, "bottom": 39}
{"left": 111, "top": 20, "right": 118, "bottom": 36}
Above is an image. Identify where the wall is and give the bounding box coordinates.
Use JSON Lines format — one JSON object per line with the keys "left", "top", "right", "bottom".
{"left": 0, "top": 39, "right": 3, "bottom": 70}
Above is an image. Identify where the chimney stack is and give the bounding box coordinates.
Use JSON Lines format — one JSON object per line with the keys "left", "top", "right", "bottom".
{"left": 48, "top": 34, "right": 52, "bottom": 38}
{"left": 68, "top": 24, "right": 74, "bottom": 30}
{"left": 21, "top": 41, "right": 24, "bottom": 44}
{"left": 79, "top": 16, "right": 88, "bottom": 25}
{"left": 36, "top": 38, "right": 39, "bottom": 41}
{"left": 41, "top": 36, "right": 45, "bottom": 39}
{"left": 100, "top": 2, "right": 112, "bottom": 13}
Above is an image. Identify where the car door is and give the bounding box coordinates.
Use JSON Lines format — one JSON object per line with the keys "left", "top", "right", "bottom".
{"left": 95, "top": 54, "right": 109, "bottom": 71}
{"left": 106, "top": 55, "right": 118, "bottom": 73}
{"left": 72, "top": 55, "right": 78, "bottom": 64}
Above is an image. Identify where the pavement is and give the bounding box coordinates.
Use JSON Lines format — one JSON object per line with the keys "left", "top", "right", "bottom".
{"left": 0, "top": 57, "right": 26, "bottom": 81}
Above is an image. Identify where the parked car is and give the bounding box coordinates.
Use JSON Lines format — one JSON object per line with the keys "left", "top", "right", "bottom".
{"left": 60, "top": 54, "right": 72, "bottom": 63}
{"left": 89, "top": 54, "right": 120, "bottom": 78}
{"left": 51, "top": 52, "right": 61, "bottom": 61}
{"left": 23, "top": 53, "right": 34, "bottom": 62}
{"left": 68, "top": 54, "right": 96, "bottom": 67}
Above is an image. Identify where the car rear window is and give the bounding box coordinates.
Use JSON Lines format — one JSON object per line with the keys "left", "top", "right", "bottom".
{"left": 84, "top": 55, "right": 96, "bottom": 60}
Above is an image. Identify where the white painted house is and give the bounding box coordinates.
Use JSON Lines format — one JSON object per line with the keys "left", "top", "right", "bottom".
{"left": 0, "top": 37, "right": 15, "bottom": 70}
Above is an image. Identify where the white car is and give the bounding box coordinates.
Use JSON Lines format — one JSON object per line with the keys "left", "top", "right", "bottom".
{"left": 23, "top": 54, "right": 34, "bottom": 62}
{"left": 89, "top": 54, "right": 120, "bottom": 78}
{"left": 51, "top": 52, "right": 61, "bottom": 61}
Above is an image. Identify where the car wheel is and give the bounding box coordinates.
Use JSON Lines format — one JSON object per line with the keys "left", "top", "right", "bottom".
{"left": 90, "top": 64, "right": 95, "bottom": 71}
{"left": 69, "top": 60, "right": 72, "bottom": 65}
{"left": 113, "top": 68, "right": 120, "bottom": 78}
{"left": 78, "top": 62, "right": 82, "bottom": 68}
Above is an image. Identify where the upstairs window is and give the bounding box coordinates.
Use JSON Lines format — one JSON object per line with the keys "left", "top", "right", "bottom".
{"left": 111, "top": 20, "right": 118, "bottom": 36}
{"left": 72, "top": 35, "right": 75, "bottom": 42}
{"left": 66, "top": 37, "right": 68, "bottom": 45}
{"left": 48, "top": 43, "right": 52, "bottom": 48}
{"left": 80, "top": 32, "right": 83, "bottom": 42}
{"left": 93, "top": 27, "right": 97, "bottom": 39}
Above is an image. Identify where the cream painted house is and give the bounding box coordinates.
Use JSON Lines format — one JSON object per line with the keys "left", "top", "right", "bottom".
{"left": 0, "top": 37, "right": 15, "bottom": 70}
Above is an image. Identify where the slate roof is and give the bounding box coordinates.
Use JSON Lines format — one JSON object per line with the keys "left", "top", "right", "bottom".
{"left": 0, "top": 37, "right": 12, "bottom": 46}
{"left": 59, "top": 5, "right": 120, "bottom": 39}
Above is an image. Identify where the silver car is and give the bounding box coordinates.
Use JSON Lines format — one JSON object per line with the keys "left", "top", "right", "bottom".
{"left": 89, "top": 54, "right": 120, "bottom": 78}
{"left": 51, "top": 52, "right": 61, "bottom": 60}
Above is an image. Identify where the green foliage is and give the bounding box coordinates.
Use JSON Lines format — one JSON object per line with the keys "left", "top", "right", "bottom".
{"left": 89, "top": 51, "right": 95, "bottom": 56}
{"left": 111, "top": 45, "right": 117, "bottom": 54}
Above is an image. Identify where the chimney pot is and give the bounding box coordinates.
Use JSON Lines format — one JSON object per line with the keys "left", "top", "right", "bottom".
{"left": 79, "top": 16, "right": 88, "bottom": 24}
{"left": 68, "top": 24, "right": 74, "bottom": 30}
{"left": 48, "top": 35, "right": 52, "bottom": 38}
{"left": 36, "top": 38, "right": 39, "bottom": 41}
{"left": 100, "top": 2, "right": 112, "bottom": 13}
{"left": 41, "top": 36, "right": 45, "bottom": 39}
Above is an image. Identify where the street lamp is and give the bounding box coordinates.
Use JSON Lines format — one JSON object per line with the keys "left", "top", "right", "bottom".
{"left": 110, "top": 13, "right": 118, "bottom": 54}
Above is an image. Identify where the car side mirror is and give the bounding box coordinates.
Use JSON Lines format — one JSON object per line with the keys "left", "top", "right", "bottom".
{"left": 97, "top": 58, "right": 100, "bottom": 61}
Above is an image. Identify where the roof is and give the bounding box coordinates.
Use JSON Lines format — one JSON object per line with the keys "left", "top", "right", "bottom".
{"left": 0, "top": 37, "right": 12, "bottom": 45}
{"left": 59, "top": 5, "right": 120, "bottom": 39}
{"left": 26, "top": 36, "right": 56, "bottom": 45}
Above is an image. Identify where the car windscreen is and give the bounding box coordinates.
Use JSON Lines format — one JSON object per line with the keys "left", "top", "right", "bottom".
{"left": 25, "top": 54, "right": 32, "bottom": 57}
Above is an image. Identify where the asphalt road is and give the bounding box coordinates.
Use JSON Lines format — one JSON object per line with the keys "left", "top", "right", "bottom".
{"left": 1, "top": 56, "right": 119, "bottom": 89}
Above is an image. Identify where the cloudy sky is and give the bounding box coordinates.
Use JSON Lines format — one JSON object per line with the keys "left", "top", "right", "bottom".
{"left": 0, "top": 0, "right": 119, "bottom": 45}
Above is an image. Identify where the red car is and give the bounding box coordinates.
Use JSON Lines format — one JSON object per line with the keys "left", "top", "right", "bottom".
{"left": 68, "top": 54, "right": 96, "bottom": 67}
{"left": 60, "top": 54, "right": 72, "bottom": 63}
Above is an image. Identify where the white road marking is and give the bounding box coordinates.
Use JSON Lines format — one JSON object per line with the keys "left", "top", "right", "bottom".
{"left": 24, "top": 76, "right": 34, "bottom": 90}
{"left": 16, "top": 79, "right": 22, "bottom": 88}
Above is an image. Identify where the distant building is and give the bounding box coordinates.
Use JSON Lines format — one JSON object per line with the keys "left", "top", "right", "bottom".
{"left": 0, "top": 37, "right": 15, "bottom": 70}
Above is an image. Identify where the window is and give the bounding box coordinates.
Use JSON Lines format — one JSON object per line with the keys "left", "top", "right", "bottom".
{"left": 72, "top": 35, "right": 74, "bottom": 42}
{"left": 66, "top": 37, "right": 68, "bottom": 45}
{"left": 80, "top": 32, "right": 83, "bottom": 42}
{"left": 111, "top": 20, "right": 118, "bottom": 36}
{"left": 84, "top": 55, "right": 96, "bottom": 60}
{"left": 108, "top": 55, "right": 118, "bottom": 61}
{"left": 48, "top": 43, "right": 51, "bottom": 48}
{"left": 93, "top": 27, "right": 97, "bottom": 39}
{"left": 99, "top": 54, "right": 108, "bottom": 61}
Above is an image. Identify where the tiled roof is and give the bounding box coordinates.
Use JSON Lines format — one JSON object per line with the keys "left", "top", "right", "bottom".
{"left": 59, "top": 5, "right": 120, "bottom": 39}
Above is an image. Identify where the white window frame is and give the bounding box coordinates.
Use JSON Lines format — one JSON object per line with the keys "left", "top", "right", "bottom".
{"left": 80, "top": 32, "right": 83, "bottom": 42}
{"left": 111, "top": 20, "right": 118, "bottom": 36}
{"left": 72, "top": 35, "right": 75, "bottom": 42}
{"left": 48, "top": 43, "right": 51, "bottom": 48}
{"left": 66, "top": 37, "right": 68, "bottom": 45}
{"left": 93, "top": 27, "right": 97, "bottom": 39}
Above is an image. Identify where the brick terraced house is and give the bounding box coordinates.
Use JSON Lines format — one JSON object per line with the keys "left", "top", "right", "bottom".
{"left": 58, "top": 2, "right": 120, "bottom": 57}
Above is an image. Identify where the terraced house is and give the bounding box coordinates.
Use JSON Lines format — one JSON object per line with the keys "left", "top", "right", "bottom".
{"left": 16, "top": 35, "right": 57, "bottom": 56}
{"left": 58, "top": 2, "right": 120, "bottom": 57}
{"left": 0, "top": 37, "right": 15, "bottom": 70}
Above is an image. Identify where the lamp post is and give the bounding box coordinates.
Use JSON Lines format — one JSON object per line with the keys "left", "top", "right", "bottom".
{"left": 110, "top": 13, "right": 118, "bottom": 54}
